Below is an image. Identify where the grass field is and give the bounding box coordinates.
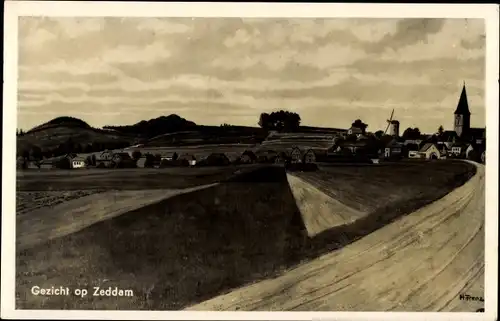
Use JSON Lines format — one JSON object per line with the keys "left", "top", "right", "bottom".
{"left": 15, "top": 161, "right": 477, "bottom": 310}
{"left": 16, "top": 165, "right": 261, "bottom": 191}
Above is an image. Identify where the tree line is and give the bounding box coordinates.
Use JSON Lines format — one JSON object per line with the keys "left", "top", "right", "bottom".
{"left": 17, "top": 138, "right": 131, "bottom": 161}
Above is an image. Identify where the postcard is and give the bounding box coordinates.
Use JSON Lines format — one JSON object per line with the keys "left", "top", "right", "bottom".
{"left": 2, "top": 2, "right": 498, "bottom": 320}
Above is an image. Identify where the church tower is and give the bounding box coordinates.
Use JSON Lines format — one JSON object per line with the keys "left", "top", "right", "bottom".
{"left": 454, "top": 83, "right": 471, "bottom": 138}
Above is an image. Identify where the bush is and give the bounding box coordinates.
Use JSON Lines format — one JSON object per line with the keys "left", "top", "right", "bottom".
{"left": 54, "top": 157, "right": 71, "bottom": 169}
{"left": 144, "top": 154, "right": 155, "bottom": 168}
{"left": 204, "top": 153, "right": 230, "bottom": 166}
{"left": 132, "top": 150, "right": 142, "bottom": 160}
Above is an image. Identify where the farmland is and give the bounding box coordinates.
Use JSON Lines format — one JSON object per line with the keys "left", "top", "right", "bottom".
{"left": 15, "top": 161, "right": 477, "bottom": 310}
{"left": 16, "top": 165, "right": 260, "bottom": 191}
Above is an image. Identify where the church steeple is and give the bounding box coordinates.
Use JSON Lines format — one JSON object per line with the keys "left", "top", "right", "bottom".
{"left": 454, "top": 82, "right": 471, "bottom": 115}
{"left": 454, "top": 82, "right": 471, "bottom": 137}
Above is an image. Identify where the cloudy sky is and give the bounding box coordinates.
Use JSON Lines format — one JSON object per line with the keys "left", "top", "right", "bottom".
{"left": 18, "top": 17, "right": 486, "bottom": 133}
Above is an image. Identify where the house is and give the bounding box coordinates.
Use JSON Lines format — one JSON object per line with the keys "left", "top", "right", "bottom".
{"left": 408, "top": 150, "right": 421, "bottom": 159}
{"left": 256, "top": 149, "right": 278, "bottom": 163}
{"left": 274, "top": 151, "right": 289, "bottom": 164}
{"left": 438, "top": 144, "right": 449, "bottom": 159}
{"left": 418, "top": 143, "right": 441, "bottom": 160}
{"left": 71, "top": 156, "right": 86, "bottom": 169}
{"left": 384, "top": 140, "right": 404, "bottom": 159}
{"left": 290, "top": 147, "right": 302, "bottom": 163}
{"left": 40, "top": 155, "right": 72, "bottom": 169}
{"left": 403, "top": 139, "right": 424, "bottom": 148}
{"left": 303, "top": 149, "right": 316, "bottom": 163}
{"left": 464, "top": 142, "right": 486, "bottom": 163}
{"left": 339, "top": 140, "right": 370, "bottom": 155}
{"left": 178, "top": 153, "right": 197, "bottom": 166}
{"left": 435, "top": 130, "right": 459, "bottom": 150}
{"left": 203, "top": 153, "right": 230, "bottom": 166}
{"left": 347, "top": 126, "right": 364, "bottom": 136}
{"left": 239, "top": 150, "right": 257, "bottom": 164}
{"left": 327, "top": 144, "right": 342, "bottom": 156}
{"left": 40, "top": 161, "right": 56, "bottom": 169}
{"left": 450, "top": 142, "right": 469, "bottom": 158}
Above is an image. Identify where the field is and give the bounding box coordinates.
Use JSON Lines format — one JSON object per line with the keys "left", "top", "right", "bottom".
{"left": 16, "top": 165, "right": 260, "bottom": 191}
{"left": 15, "top": 160, "right": 477, "bottom": 310}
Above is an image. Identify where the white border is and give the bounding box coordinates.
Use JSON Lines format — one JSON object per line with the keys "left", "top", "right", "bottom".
{"left": 2, "top": 2, "right": 499, "bottom": 320}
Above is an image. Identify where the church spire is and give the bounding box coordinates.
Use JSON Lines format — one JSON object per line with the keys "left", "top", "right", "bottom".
{"left": 454, "top": 82, "right": 470, "bottom": 115}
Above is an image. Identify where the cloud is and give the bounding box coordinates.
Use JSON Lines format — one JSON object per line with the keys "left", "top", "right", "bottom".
{"left": 16, "top": 17, "right": 486, "bottom": 133}
{"left": 135, "top": 18, "right": 193, "bottom": 34}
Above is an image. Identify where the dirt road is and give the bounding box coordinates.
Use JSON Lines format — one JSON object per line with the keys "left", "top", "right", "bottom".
{"left": 187, "top": 163, "right": 484, "bottom": 312}
{"left": 16, "top": 183, "right": 218, "bottom": 250}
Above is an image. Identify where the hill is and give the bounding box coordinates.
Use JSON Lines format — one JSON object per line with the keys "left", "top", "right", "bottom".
{"left": 26, "top": 116, "right": 92, "bottom": 133}
{"left": 103, "top": 114, "right": 197, "bottom": 139}
{"left": 17, "top": 117, "right": 135, "bottom": 156}
{"left": 144, "top": 125, "right": 268, "bottom": 147}
{"left": 17, "top": 126, "right": 134, "bottom": 156}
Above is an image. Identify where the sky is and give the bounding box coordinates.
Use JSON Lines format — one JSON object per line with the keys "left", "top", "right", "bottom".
{"left": 17, "top": 17, "right": 486, "bottom": 133}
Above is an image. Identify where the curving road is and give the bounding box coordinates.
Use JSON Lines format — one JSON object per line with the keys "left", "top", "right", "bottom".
{"left": 187, "top": 163, "right": 484, "bottom": 312}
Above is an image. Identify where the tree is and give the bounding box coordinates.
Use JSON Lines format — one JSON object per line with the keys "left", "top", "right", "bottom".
{"left": 258, "top": 110, "right": 301, "bottom": 132}
{"left": 132, "top": 150, "right": 142, "bottom": 161}
{"left": 438, "top": 125, "right": 444, "bottom": 136}
{"left": 345, "top": 133, "right": 358, "bottom": 142}
{"left": 83, "top": 144, "right": 93, "bottom": 153}
{"left": 144, "top": 153, "right": 155, "bottom": 168}
{"left": 21, "top": 149, "right": 30, "bottom": 160}
{"left": 351, "top": 119, "right": 368, "bottom": 133}
{"left": 54, "top": 156, "right": 71, "bottom": 169}
{"left": 402, "top": 127, "right": 421, "bottom": 140}
{"left": 29, "top": 146, "right": 43, "bottom": 161}
{"left": 258, "top": 113, "right": 271, "bottom": 129}
{"left": 374, "top": 130, "right": 384, "bottom": 139}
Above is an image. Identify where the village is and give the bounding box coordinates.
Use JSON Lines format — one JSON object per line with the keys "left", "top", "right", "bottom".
{"left": 16, "top": 84, "right": 486, "bottom": 171}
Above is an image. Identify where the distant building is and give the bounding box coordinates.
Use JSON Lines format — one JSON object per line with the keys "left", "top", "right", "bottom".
{"left": 340, "top": 140, "right": 370, "bottom": 155}
{"left": 290, "top": 147, "right": 302, "bottom": 163}
{"left": 239, "top": 150, "right": 257, "bottom": 164}
{"left": 71, "top": 156, "right": 86, "bottom": 169}
{"left": 303, "top": 149, "right": 317, "bottom": 163}
{"left": 384, "top": 140, "right": 404, "bottom": 159}
{"left": 453, "top": 83, "right": 486, "bottom": 143}
{"left": 178, "top": 153, "right": 197, "bottom": 166}
{"left": 347, "top": 126, "right": 364, "bottom": 137}
{"left": 418, "top": 143, "right": 441, "bottom": 160}
{"left": 388, "top": 120, "right": 400, "bottom": 137}
{"left": 450, "top": 142, "right": 469, "bottom": 157}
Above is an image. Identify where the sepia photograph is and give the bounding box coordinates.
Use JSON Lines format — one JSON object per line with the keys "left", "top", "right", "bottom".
{"left": 2, "top": 2, "right": 499, "bottom": 320}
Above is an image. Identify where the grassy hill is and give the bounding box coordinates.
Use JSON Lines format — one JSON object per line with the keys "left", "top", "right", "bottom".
{"left": 144, "top": 126, "right": 268, "bottom": 147}
{"left": 17, "top": 118, "right": 134, "bottom": 155}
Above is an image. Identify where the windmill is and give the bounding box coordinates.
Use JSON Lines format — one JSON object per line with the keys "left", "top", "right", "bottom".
{"left": 384, "top": 109, "right": 400, "bottom": 137}
{"left": 383, "top": 109, "right": 395, "bottom": 135}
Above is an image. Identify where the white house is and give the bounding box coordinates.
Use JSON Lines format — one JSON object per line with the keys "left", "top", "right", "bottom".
{"left": 418, "top": 143, "right": 441, "bottom": 160}
{"left": 71, "top": 156, "right": 86, "bottom": 169}
{"left": 408, "top": 150, "right": 421, "bottom": 159}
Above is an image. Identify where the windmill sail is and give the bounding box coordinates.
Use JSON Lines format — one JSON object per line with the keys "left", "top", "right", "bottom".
{"left": 384, "top": 109, "right": 394, "bottom": 134}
